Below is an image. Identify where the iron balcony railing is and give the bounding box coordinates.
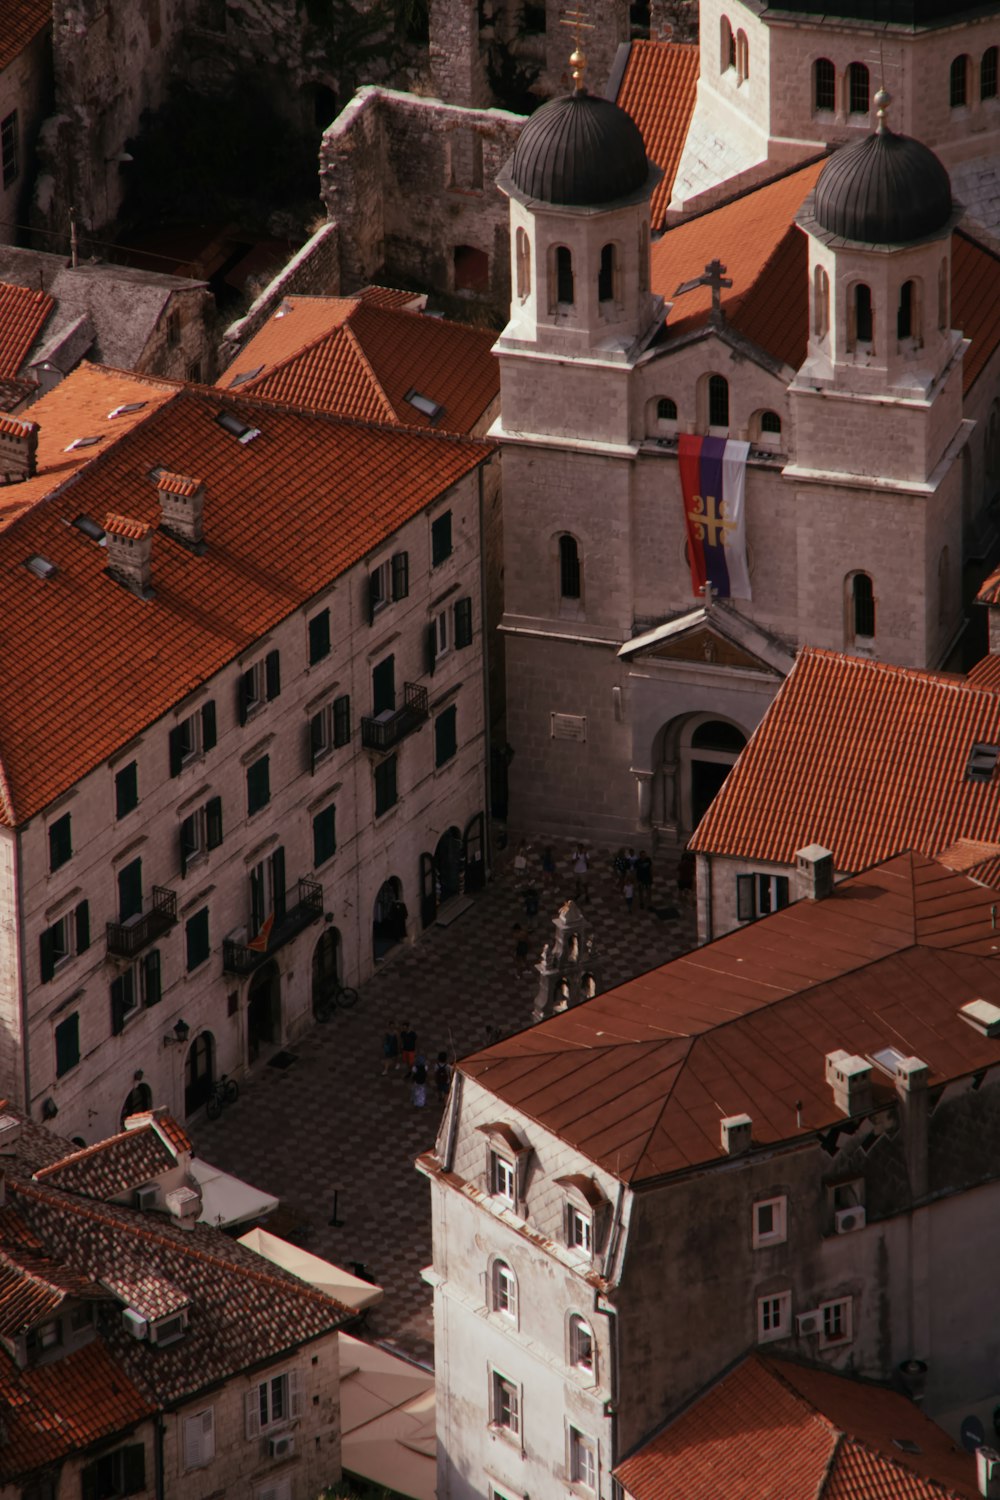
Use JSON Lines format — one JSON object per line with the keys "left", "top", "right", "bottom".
{"left": 106, "top": 886, "right": 178, "bottom": 958}
{"left": 360, "top": 683, "right": 429, "bottom": 752}
{"left": 222, "top": 879, "right": 323, "bottom": 975}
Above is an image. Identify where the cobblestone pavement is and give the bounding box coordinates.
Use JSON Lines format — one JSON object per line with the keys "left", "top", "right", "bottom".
{"left": 191, "top": 839, "right": 696, "bottom": 1369}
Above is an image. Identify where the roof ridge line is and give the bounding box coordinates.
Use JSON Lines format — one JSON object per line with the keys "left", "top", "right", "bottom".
{"left": 342, "top": 320, "right": 398, "bottom": 423}
{"left": 665, "top": 149, "right": 832, "bottom": 234}
{"left": 232, "top": 304, "right": 362, "bottom": 392}
{"left": 33, "top": 1121, "right": 159, "bottom": 1179}
{"left": 210, "top": 384, "right": 494, "bottom": 451}
{"left": 629, "top": 1033, "right": 696, "bottom": 1183}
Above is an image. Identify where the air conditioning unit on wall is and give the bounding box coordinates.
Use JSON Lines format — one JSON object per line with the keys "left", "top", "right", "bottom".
{"left": 796, "top": 1310, "right": 822, "bottom": 1336}
{"left": 268, "top": 1434, "right": 295, "bottom": 1460}
{"left": 133, "top": 1185, "right": 158, "bottom": 1212}
{"left": 122, "top": 1308, "right": 148, "bottom": 1340}
{"left": 835, "top": 1206, "right": 866, "bottom": 1234}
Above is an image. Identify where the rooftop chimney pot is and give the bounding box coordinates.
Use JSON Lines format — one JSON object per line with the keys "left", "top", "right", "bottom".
{"left": 796, "top": 844, "right": 835, "bottom": 901}
{"left": 105, "top": 514, "right": 153, "bottom": 596}
{"left": 825, "top": 1049, "right": 873, "bottom": 1116}
{"left": 155, "top": 471, "right": 204, "bottom": 547}
{"left": 720, "top": 1113, "right": 752, "bottom": 1155}
{"left": 0, "top": 416, "right": 39, "bottom": 483}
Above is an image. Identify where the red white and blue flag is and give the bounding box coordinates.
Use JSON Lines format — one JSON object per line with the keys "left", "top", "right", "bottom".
{"left": 678, "top": 435, "right": 752, "bottom": 601}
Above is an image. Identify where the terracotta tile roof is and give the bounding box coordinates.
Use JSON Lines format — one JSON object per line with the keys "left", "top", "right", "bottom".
{"left": 0, "top": 385, "right": 491, "bottom": 825}
{"left": 0, "top": 1339, "right": 152, "bottom": 1484}
{"left": 615, "top": 41, "right": 700, "bottom": 229}
{"left": 0, "top": 282, "right": 54, "bottom": 381}
{"left": 937, "top": 837, "right": 1000, "bottom": 889}
{"left": 220, "top": 295, "right": 500, "bottom": 434}
{"left": 615, "top": 1355, "right": 976, "bottom": 1500}
{"left": 976, "top": 565, "right": 1000, "bottom": 608}
{"left": 33, "top": 1116, "right": 189, "bottom": 1198}
{"left": 155, "top": 470, "right": 201, "bottom": 496}
{"left": 968, "top": 652, "right": 1000, "bottom": 691}
{"left": 0, "top": 0, "right": 50, "bottom": 77}
{"left": 690, "top": 648, "right": 1000, "bottom": 871}
{"left": 0, "top": 362, "right": 177, "bottom": 533}
{"left": 461, "top": 852, "right": 1000, "bottom": 1183}
{"left": 0, "top": 377, "right": 37, "bottom": 412}
{"left": 10, "top": 1176, "right": 352, "bottom": 1407}
{"left": 101, "top": 1261, "right": 190, "bottom": 1321}
{"left": 0, "top": 1204, "right": 104, "bottom": 1337}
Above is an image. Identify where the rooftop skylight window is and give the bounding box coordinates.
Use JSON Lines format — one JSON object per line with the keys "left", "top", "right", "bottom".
{"left": 404, "top": 388, "right": 444, "bottom": 423}
{"left": 869, "top": 1045, "right": 908, "bottom": 1078}
{"left": 966, "top": 743, "right": 1000, "bottom": 783}
{"left": 228, "top": 366, "right": 263, "bottom": 389}
{"left": 107, "top": 402, "right": 147, "bottom": 418}
{"left": 892, "top": 1439, "right": 921, "bottom": 1454}
{"left": 64, "top": 436, "right": 102, "bottom": 452}
{"left": 72, "top": 515, "right": 105, "bottom": 542}
{"left": 215, "top": 410, "right": 261, "bottom": 443}
{"left": 25, "top": 554, "right": 56, "bottom": 579}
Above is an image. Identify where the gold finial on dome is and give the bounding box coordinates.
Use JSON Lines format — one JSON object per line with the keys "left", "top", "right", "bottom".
{"left": 561, "top": 7, "right": 594, "bottom": 94}
{"left": 874, "top": 86, "right": 891, "bottom": 132}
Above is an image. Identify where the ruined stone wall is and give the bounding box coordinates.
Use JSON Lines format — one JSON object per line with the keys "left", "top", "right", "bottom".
{"left": 429, "top": 0, "right": 490, "bottom": 106}
{"left": 219, "top": 222, "right": 342, "bottom": 368}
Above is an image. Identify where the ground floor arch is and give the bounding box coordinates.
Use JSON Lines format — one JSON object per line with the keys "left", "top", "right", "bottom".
{"left": 185, "top": 1031, "right": 214, "bottom": 1116}
{"left": 247, "top": 960, "right": 281, "bottom": 1064}
{"left": 373, "top": 876, "right": 406, "bottom": 962}
{"left": 652, "top": 712, "right": 749, "bottom": 838}
{"left": 120, "top": 1077, "right": 152, "bottom": 1129}
{"left": 312, "top": 927, "right": 341, "bottom": 1013}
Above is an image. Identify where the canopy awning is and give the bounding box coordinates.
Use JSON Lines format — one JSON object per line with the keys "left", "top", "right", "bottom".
{"left": 339, "top": 1333, "right": 435, "bottom": 1500}
{"left": 190, "top": 1157, "right": 278, "bottom": 1229}
{"left": 238, "top": 1228, "right": 383, "bottom": 1312}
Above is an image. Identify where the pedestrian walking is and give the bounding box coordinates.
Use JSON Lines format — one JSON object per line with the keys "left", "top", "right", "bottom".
{"left": 636, "top": 849, "right": 653, "bottom": 910}
{"left": 381, "top": 1024, "right": 400, "bottom": 1075}
{"left": 513, "top": 923, "right": 530, "bottom": 975}
{"left": 572, "top": 844, "right": 590, "bottom": 902}
{"left": 412, "top": 1055, "right": 428, "bottom": 1108}
{"left": 401, "top": 1022, "right": 417, "bottom": 1077}
{"left": 623, "top": 875, "right": 635, "bottom": 915}
{"left": 612, "top": 848, "right": 628, "bottom": 888}
{"left": 513, "top": 840, "right": 530, "bottom": 886}
{"left": 435, "top": 1051, "right": 451, "bottom": 1102}
{"left": 541, "top": 846, "right": 556, "bottom": 885}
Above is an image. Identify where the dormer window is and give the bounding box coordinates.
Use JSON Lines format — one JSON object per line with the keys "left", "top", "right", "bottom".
{"left": 150, "top": 1310, "right": 187, "bottom": 1346}
{"left": 478, "top": 1122, "right": 532, "bottom": 1209}
{"left": 26, "top": 1318, "right": 62, "bottom": 1355}
{"left": 492, "top": 1152, "right": 516, "bottom": 1204}
{"left": 557, "top": 1174, "right": 609, "bottom": 1260}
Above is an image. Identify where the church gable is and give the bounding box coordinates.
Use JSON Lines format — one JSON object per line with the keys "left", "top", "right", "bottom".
{"left": 645, "top": 623, "right": 774, "bottom": 673}
{"left": 621, "top": 609, "right": 791, "bottom": 677}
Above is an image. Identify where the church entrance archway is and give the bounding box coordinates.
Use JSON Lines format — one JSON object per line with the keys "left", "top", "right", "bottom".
{"left": 311, "top": 928, "right": 341, "bottom": 1014}
{"left": 373, "top": 877, "right": 406, "bottom": 961}
{"left": 653, "top": 713, "right": 748, "bottom": 837}
{"left": 184, "top": 1031, "right": 214, "bottom": 1116}
{"left": 689, "top": 718, "right": 746, "bottom": 827}
{"left": 247, "top": 961, "right": 280, "bottom": 1064}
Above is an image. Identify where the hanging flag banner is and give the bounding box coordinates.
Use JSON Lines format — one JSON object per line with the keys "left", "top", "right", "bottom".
{"left": 678, "top": 434, "right": 752, "bottom": 601}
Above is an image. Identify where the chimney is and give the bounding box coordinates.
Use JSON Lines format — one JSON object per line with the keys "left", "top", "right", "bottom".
{"left": 720, "top": 1113, "right": 752, "bottom": 1155}
{"left": 155, "top": 470, "right": 205, "bottom": 547}
{"left": 825, "top": 1050, "right": 873, "bottom": 1116}
{"left": 978, "top": 1448, "right": 1000, "bottom": 1499}
{"left": 105, "top": 514, "right": 153, "bottom": 596}
{"left": 895, "top": 1055, "right": 929, "bottom": 1199}
{"left": 0, "top": 415, "right": 39, "bottom": 483}
{"left": 796, "top": 843, "right": 835, "bottom": 901}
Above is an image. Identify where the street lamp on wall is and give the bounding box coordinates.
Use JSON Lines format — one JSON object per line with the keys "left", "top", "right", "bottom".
{"left": 163, "top": 1019, "right": 191, "bottom": 1048}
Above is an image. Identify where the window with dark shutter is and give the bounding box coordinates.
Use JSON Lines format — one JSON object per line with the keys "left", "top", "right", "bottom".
{"left": 48, "top": 814, "right": 72, "bottom": 873}
{"left": 313, "top": 804, "right": 336, "bottom": 866}
{"left": 455, "top": 596, "right": 473, "bottom": 647}
{"left": 206, "top": 796, "right": 223, "bottom": 849}
{"left": 309, "top": 711, "right": 325, "bottom": 772}
{"left": 246, "top": 756, "right": 270, "bottom": 815}
{"left": 185, "top": 909, "right": 210, "bottom": 972}
{"left": 265, "top": 649, "right": 281, "bottom": 700}
{"left": 309, "top": 610, "right": 331, "bottom": 664}
{"left": 250, "top": 865, "right": 266, "bottom": 935}
{"left": 75, "top": 901, "right": 90, "bottom": 954}
{"left": 736, "top": 874, "right": 755, "bottom": 922}
{"left": 169, "top": 724, "right": 185, "bottom": 776}
{"left": 118, "top": 859, "right": 143, "bottom": 922}
{"left": 122, "top": 1443, "right": 146, "bottom": 1493}
{"left": 392, "top": 551, "right": 409, "bottom": 600}
{"left": 180, "top": 814, "right": 198, "bottom": 876}
{"left": 115, "top": 761, "right": 138, "bottom": 818}
{"left": 333, "top": 694, "right": 351, "bottom": 747}
{"left": 201, "top": 700, "right": 217, "bottom": 751}
{"left": 374, "top": 755, "right": 398, "bottom": 816}
{"left": 143, "top": 949, "right": 162, "bottom": 1006}
{"left": 435, "top": 705, "right": 458, "bottom": 767}
{"left": 431, "top": 511, "right": 452, "bottom": 566}
{"left": 425, "top": 622, "right": 437, "bottom": 678}
{"left": 55, "top": 1013, "right": 79, "bottom": 1076}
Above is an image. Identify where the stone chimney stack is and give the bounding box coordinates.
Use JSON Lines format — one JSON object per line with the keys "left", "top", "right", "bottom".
{"left": 825, "top": 1050, "right": 873, "bottom": 1117}
{"left": 0, "top": 415, "right": 39, "bottom": 483}
{"left": 895, "top": 1054, "right": 929, "bottom": 1199}
{"left": 796, "top": 843, "right": 835, "bottom": 901}
{"left": 105, "top": 514, "right": 153, "bottom": 596}
{"left": 155, "top": 471, "right": 205, "bottom": 547}
{"left": 720, "top": 1113, "right": 752, "bottom": 1155}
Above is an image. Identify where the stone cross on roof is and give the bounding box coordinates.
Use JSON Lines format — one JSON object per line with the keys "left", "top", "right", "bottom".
{"left": 674, "top": 259, "right": 733, "bottom": 322}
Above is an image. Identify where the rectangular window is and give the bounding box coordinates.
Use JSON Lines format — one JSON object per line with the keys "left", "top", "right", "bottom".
{"left": 369, "top": 559, "right": 391, "bottom": 620}
{"left": 435, "top": 704, "right": 458, "bottom": 767}
{"left": 246, "top": 755, "right": 270, "bottom": 815}
{"left": 244, "top": 1370, "right": 301, "bottom": 1437}
{"left": 308, "top": 609, "right": 331, "bottom": 664}
{"left": 736, "top": 873, "right": 790, "bottom": 922}
{"left": 491, "top": 1151, "right": 515, "bottom": 1203}
{"left": 568, "top": 1207, "right": 592, "bottom": 1254}
{"left": 372, "top": 655, "right": 395, "bottom": 716}
{"left": 180, "top": 795, "right": 223, "bottom": 874}
{"left": 183, "top": 1407, "right": 216, "bottom": 1469}
{"left": 238, "top": 650, "right": 280, "bottom": 723}
{"left": 249, "top": 847, "right": 286, "bottom": 936}
{"left": 312, "top": 804, "right": 336, "bottom": 867}
{"left": 39, "top": 901, "right": 89, "bottom": 983}
{"left": 752, "top": 1196, "right": 787, "bottom": 1248}
{"left": 454, "top": 595, "right": 473, "bottom": 648}
{"left": 80, "top": 1443, "right": 145, "bottom": 1500}
{"left": 117, "top": 858, "right": 143, "bottom": 923}
{"left": 756, "top": 1290, "right": 791, "bottom": 1343}
{"left": 48, "top": 813, "right": 72, "bottom": 872}
{"left": 115, "top": 761, "right": 138, "bottom": 818}
{"left": 55, "top": 1013, "right": 79, "bottom": 1077}
{"left": 570, "top": 1427, "right": 597, "bottom": 1489}
{"left": 570, "top": 1315, "right": 594, "bottom": 1372}
{"left": 491, "top": 1371, "right": 520, "bottom": 1437}
{"left": 392, "top": 550, "right": 409, "bottom": 600}
{"left": 820, "top": 1297, "right": 853, "bottom": 1347}
{"left": 185, "top": 907, "right": 210, "bottom": 972}
{"left": 1, "top": 111, "right": 19, "bottom": 189}
{"left": 374, "top": 755, "right": 398, "bottom": 817}
{"left": 169, "top": 701, "right": 216, "bottom": 775}
{"left": 111, "top": 951, "right": 162, "bottom": 1033}
{"left": 493, "top": 1262, "right": 517, "bottom": 1318}
{"left": 431, "top": 510, "right": 453, "bottom": 566}
{"left": 333, "top": 693, "right": 351, "bottom": 746}
{"left": 435, "top": 607, "right": 451, "bottom": 659}
{"left": 309, "top": 695, "right": 351, "bottom": 771}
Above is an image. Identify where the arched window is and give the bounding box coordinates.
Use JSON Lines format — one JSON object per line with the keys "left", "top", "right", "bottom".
{"left": 736, "top": 29, "right": 749, "bottom": 83}
{"left": 951, "top": 54, "right": 970, "bottom": 107}
{"left": 559, "top": 534, "right": 581, "bottom": 599}
{"left": 598, "top": 242, "right": 617, "bottom": 304}
{"left": 657, "top": 397, "right": 677, "bottom": 420}
{"left": 982, "top": 46, "right": 998, "bottom": 99}
{"left": 555, "top": 245, "right": 574, "bottom": 306}
{"left": 569, "top": 1314, "right": 595, "bottom": 1372}
{"left": 813, "top": 264, "right": 830, "bottom": 338}
{"left": 938, "top": 545, "right": 950, "bottom": 626}
{"left": 897, "top": 279, "right": 915, "bottom": 339}
{"left": 938, "top": 256, "right": 948, "bottom": 331}
{"left": 761, "top": 410, "right": 781, "bottom": 433}
{"left": 720, "top": 15, "right": 734, "bottom": 71}
{"left": 847, "top": 62, "right": 870, "bottom": 114}
{"left": 708, "top": 374, "right": 730, "bottom": 429}
{"left": 852, "top": 572, "right": 875, "bottom": 638}
{"left": 814, "top": 57, "right": 835, "bottom": 111}
{"left": 851, "top": 282, "right": 873, "bottom": 347}
{"left": 515, "top": 227, "right": 531, "bottom": 300}
{"left": 491, "top": 1259, "right": 518, "bottom": 1320}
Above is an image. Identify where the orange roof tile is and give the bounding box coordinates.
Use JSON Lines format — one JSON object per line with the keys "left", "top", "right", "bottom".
{"left": 0, "top": 0, "right": 50, "bottom": 76}
{"left": 0, "top": 363, "right": 177, "bottom": 533}
{"left": 967, "top": 652, "right": 1000, "bottom": 690}
{"left": 690, "top": 648, "right": 1000, "bottom": 871}
{"left": 0, "top": 282, "right": 53, "bottom": 380}
{"left": 461, "top": 852, "right": 1000, "bottom": 1182}
{"left": 220, "top": 296, "right": 500, "bottom": 435}
{"left": 33, "top": 1116, "right": 190, "bottom": 1198}
{"left": 615, "top": 41, "right": 699, "bottom": 229}
{"left": 976, "top": 563, "right": 1000, "bottom": 608}
{"left": 615, "top": 1355, "right": 976, "bottom": 1500}
{"left": 0, "top": 1339, "right": 152, "bottom": 1483}
{"left": 953, "top": 229, "right": 1000, "bottom": 394}
{"left": 0, "top": 387, "right": 491, "bottom": 825}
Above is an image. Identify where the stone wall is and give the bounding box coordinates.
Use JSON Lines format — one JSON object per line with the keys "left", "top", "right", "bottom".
{"left": 219, "top": 222, "right": 342, "bottom": 368}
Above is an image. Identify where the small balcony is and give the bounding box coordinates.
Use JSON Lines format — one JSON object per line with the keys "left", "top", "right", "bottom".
{"left": 106, "top": 887, "right": 178, "bottom": 958}
{"left": 222, "top": 879, "right": 323, "bottom": 975}
{"left": 361, "top": 683, "right": 429, "bottom": 752}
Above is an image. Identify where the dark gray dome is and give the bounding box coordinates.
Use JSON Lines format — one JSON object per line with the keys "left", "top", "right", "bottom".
{"left": 813, "top": 127, "right": 953, "bottom": 244}
{"left": 509, "top": 91, "right": 650, "bottom": 207}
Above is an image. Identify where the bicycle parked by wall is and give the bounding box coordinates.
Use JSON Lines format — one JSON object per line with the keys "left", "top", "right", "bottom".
{"left": 313, "top": 978, "right": 360, "bottom": 1022}
{"left": 206, "top": 1074, "right": 239, "bottom": 1120}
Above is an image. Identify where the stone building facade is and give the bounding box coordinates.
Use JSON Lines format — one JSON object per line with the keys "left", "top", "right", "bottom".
{"left": 0, "top": 1, "right": 51, "bottom": 246}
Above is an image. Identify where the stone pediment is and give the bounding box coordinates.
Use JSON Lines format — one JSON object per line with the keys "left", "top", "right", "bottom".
{"left": 619, "top": 606, "right": 792, "bottom": 678}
